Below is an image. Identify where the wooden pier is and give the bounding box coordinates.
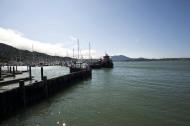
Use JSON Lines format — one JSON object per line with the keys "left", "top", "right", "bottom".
{"left": 0, "top": 66, "right": 91, "bottom": 122}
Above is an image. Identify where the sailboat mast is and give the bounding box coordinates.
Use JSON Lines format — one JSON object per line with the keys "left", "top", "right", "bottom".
{"left": 73, "top": 48, "right": 74, "bottom": 58}
{"left": 89, "top": 42, "right": 91, "bottom": 59}
{"left": 77, "top": 39, "right": 80, "bottom": 59}
{"left": 32, "top": 44, "right": 34, "bottom": 64}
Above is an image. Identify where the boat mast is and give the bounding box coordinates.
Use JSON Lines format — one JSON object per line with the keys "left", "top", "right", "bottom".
{"left": 32, "top": 44, "right": 34, "bottom": 65}
{"left": 89, "top": 42, "right": 92, "bottom": 63}
{"left": 89, "top": 42, "right": 91, "bottom": 60}
{"left": 73, "top": 48, "right": 74, "bottom": 58}
{"left": 77, "top": 39, "right": 80, "bottom": 60}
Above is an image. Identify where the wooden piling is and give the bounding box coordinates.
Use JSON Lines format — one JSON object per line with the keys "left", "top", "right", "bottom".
{"left": 41, "top": 67, "right": 43, "bottom": 81}
{"left": 43, "top": 76, "right": 48, "bottom": 98}
{"left": 7, "top": 66, "right": 9, "bottom": 72}
{"left": 9, "top": 66, "right": 12, "bottom": 73}
{"left": 0, "top": 66, "right": 3, "bottom": 81}
{"left": 29, "top": 66, "right": 32, "bottom": 80}
{"left": 19, "top": 80, "right": 26, "bottom": 107}
{"left": 13, "top": 67, "right": 15, "bottom": 76}
{"left": 0, "top": 66, "right": 1, "bottom": 79}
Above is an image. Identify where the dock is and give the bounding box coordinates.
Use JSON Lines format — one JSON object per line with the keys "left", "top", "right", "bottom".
{"left": 0, "top": 65, "right": 92, "bottom": 122}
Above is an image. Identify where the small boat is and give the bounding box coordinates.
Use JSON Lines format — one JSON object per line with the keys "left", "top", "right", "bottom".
{"left": 69, "top": 61, "right": 90, "bottom": 73}
{"left": 89, "top": 59, "right": 102, "bottom": 69}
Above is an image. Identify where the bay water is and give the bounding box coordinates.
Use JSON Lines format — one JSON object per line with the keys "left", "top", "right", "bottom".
{"left": 1, "top": 61, "right": 190, "bottom": 126}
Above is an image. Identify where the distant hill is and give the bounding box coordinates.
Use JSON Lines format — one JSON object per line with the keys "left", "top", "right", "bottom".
{"left": 111, "top": 54, "right": 190, "bottom": 62}
{"left": 0, "top": 43, "right": 72, "bottom": 65}
{"left": 111, "top": 55, "right": 130, "bottom": 61}
{"left": 128, "top": 58, "right": 190, "bottom": 61}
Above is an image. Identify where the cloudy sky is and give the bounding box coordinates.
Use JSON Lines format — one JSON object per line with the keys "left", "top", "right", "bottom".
{"left": 0, "top": 0, "right": 190, "bottom": 58}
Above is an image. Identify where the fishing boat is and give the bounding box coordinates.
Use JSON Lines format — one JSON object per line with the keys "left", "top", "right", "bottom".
{"left": 101, "top": 54, "right": 114, "bottom": 68}
{"left": 89, "top": 54, "right": 114, "bottom": 69}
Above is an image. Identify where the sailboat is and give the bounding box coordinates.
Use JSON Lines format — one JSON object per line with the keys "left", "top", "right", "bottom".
{"left": 69, "top": 39, "right": 90, "bottom": 73}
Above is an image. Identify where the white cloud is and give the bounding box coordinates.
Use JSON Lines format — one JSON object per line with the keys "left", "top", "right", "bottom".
{"left": 0, "top": 27, "right": 97, "bottom": 58}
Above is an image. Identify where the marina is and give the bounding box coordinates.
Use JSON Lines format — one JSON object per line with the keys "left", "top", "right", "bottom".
{"left": 0, "top": 43, "right": 114, "bottom": 122}
{"left": 0, "top": 0, "right": 190, "bottom": 125}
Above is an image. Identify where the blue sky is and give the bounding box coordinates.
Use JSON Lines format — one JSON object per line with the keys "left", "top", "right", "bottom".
{"left": 0, "top": 0, "right": 190, "bottom": 58}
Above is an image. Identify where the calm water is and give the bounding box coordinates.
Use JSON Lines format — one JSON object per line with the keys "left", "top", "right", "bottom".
{"left": 1, "top": 61, "right": 190, "bottom": 126}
